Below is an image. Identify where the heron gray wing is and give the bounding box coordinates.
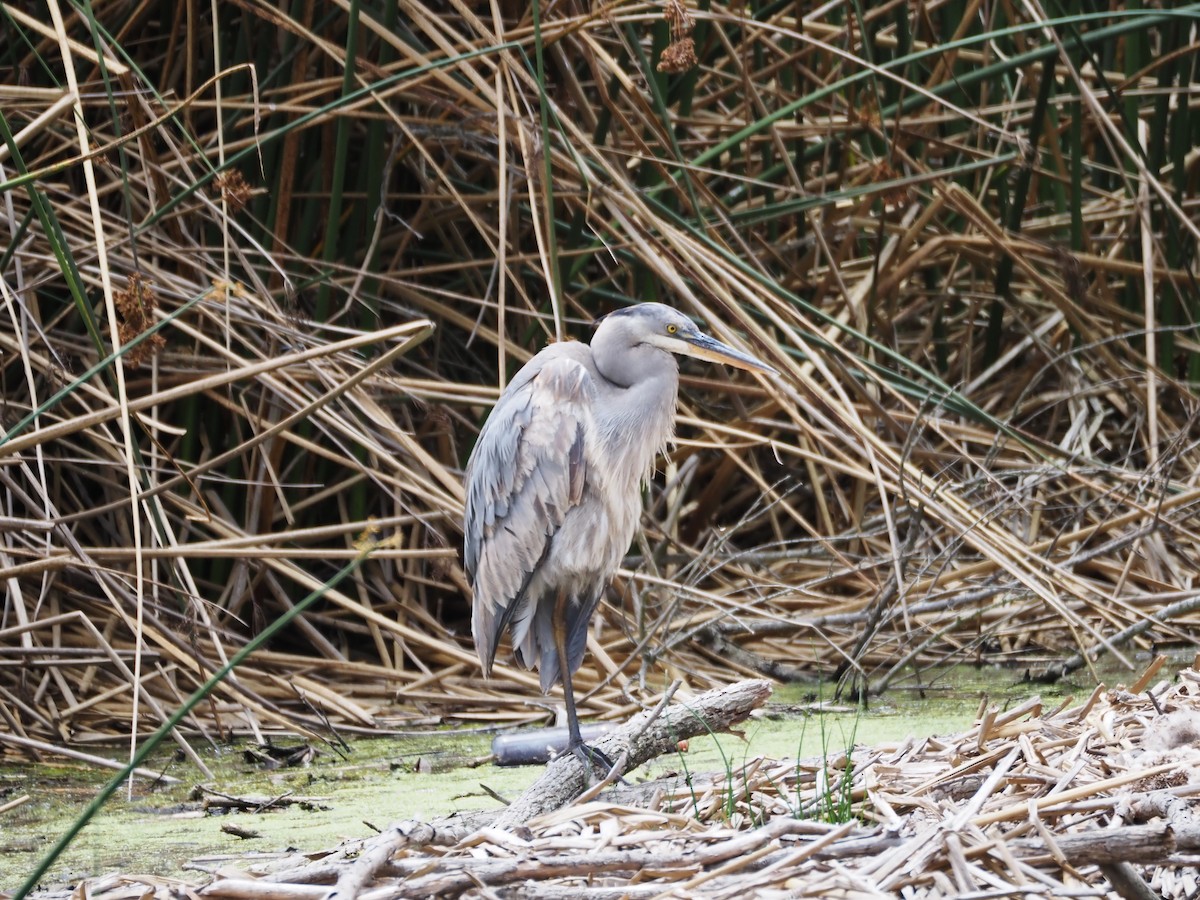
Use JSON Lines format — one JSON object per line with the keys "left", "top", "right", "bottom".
{"left": 465, "top": 351, "right": 594, "bottom": 674}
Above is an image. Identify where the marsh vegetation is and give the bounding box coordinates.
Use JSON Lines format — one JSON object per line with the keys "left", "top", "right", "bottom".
{"left": 2, "top": 0, "right": 1198, "bottom": 895}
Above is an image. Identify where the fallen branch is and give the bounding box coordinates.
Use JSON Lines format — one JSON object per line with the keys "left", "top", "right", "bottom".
{"left": 493, "top": 678, "right": 772, "bottom": 828}
{"left": 0, "top": 731, "right": 181, "bottom": 784}
{"left": 196, "top": 787, "right": 329, "bottom": 812}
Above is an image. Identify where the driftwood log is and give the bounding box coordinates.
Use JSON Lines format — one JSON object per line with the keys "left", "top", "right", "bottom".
{"left": 492, "top": 677, "right": 771, "bottom": 827}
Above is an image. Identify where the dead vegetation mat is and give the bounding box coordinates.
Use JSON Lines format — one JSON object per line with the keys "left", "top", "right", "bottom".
{"left": 23, "top": 665, "right": 1200, "bottom": 899}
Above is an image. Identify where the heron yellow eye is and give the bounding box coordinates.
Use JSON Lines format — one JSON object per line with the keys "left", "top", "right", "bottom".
{"left": 666, "top": 324, "right": 677, "bottom": 334}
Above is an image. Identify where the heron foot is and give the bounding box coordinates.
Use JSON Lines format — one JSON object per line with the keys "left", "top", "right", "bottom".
{"left": 567, "top": 740, "right": 627, "bottom": 784}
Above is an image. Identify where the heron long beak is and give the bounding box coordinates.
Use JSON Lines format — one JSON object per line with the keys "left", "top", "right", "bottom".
{"left": 680, "top": 332, "right": 778, "bottom": 375}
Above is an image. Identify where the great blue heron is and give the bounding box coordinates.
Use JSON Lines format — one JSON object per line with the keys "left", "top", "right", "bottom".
{"left": 464, "top": 303, "right": 776, "bottom": 767}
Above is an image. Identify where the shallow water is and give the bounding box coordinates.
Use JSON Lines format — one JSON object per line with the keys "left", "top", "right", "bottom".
{"left": 0, "top": 656, "right": 1172, "bottom": 891}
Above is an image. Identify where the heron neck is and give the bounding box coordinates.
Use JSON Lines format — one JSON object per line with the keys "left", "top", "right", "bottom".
{"left": 594, "top": 366, "right": 679, "bottom": 489}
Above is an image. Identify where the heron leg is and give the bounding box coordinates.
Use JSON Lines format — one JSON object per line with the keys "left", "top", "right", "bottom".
{"left": 551, "top": 590, "right": 618, "bottom": 776}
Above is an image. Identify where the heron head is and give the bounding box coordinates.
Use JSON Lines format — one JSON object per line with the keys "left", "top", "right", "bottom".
{"left": 598, "top": 303, "right": 776, "bottom": 375}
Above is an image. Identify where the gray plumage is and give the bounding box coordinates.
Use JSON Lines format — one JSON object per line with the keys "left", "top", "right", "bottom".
{"left": 463, "top": 302, "right": 775, "bottom": 760}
